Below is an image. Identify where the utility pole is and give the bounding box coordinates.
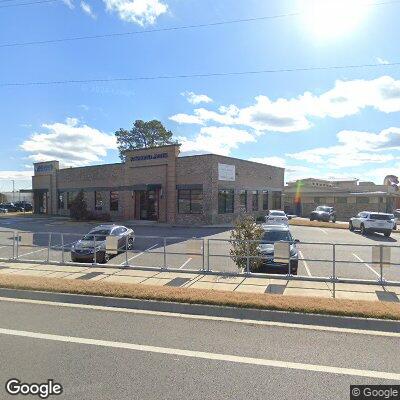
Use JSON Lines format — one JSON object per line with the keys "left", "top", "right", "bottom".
{"left": 12, "top": 180, "right": 15, "bottom": 203}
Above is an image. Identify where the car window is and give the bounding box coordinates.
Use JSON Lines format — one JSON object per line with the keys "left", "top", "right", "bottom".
{"left": 370, "top": 213, "right": 393, "bottom": 220}
{"left": 316, "top": 206, "right": 331, "bottom": 212}
{"left": 261, "top": 230, "right": 293, "bottom": 243}
{"left": 269, "top": 211, "right": 285, "bottom": 216}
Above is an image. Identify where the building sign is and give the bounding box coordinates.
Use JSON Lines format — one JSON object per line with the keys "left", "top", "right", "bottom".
{"left": 34, "top": 162, "right": 56, "bottom": 175}
{"left": 218, "top": 163, "right": 235, "bottom": 181}
{"left": 130, "top": 153, "right": 168, "bottom": 162}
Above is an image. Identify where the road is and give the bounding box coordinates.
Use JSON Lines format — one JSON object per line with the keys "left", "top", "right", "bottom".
{"left": 0, "top": 297, "right": 399, "bottom": 399}
{"left": 1, "top": 216, "right": 400, "bottom": 282}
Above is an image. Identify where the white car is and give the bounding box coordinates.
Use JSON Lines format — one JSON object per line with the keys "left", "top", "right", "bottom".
{"left": 265, "top": 210, "right": 289, "bottom": 226}
{"left": 349, "top": 212, "right": 394, "bottom": 237}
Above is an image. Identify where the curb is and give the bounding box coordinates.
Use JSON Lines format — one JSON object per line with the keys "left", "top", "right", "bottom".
{"left": 0, "top": 287, "right": 399, "bottom": 333}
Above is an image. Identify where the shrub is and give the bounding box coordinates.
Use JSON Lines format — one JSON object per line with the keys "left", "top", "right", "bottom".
{"left": 230, "top": 214, "right": 264, "bottom": 272}
{"left": 69, "top": 190, "right": 88, "bottom": 221}
{"left": 86, "top": 212, "right": 112, "bottom": 222}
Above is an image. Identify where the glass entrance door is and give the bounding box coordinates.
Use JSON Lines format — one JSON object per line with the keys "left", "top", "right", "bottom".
{"left": 138, "top": 190, "right": 159, "bottom": 221}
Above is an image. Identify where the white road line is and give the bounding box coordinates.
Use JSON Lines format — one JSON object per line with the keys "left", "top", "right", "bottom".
{"left": 19, "top": 248, "right": 47, "bottom": 257}
{"left": 0, "top": 296, "right": 399, "bottom": 338}
{"left": 0, "top": 245, "right": 10, "bottom": 250}
{"left": 119, "top": 243, "right": 159, "bottom": 266}
{"left": 318, "top": 228, "right": 328, "bottom": 235}
{"left": 0, "top": 327, "right": 398, "bottom": 379}
{"left": 179, "top": 258, "right": 192, "bottom": 269}
{"left": 352, "top": 253, "right": 380, "bottom": 279}
{"left": 298, "top": 250, "right": 312, "bottom": 277}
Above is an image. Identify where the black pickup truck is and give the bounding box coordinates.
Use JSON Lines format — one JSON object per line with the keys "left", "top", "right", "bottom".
{"left": 309, "top": 206, "right": 336, "bottom": 222}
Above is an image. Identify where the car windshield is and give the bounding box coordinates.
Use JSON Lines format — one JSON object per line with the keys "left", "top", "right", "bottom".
{"left": 82, "top": 229, "right": 111, "bottom": 241}
{"left": 261, "top": 230, "right": 293, "bottom": 243}
{"left": 270, "top": 211, "right": 285, "bottom": 216}
{"left": 316, "top": 206, "right": 331, "bottom": 212}
{"left": 370, "top": 213, "right": 393, "bottom": 220}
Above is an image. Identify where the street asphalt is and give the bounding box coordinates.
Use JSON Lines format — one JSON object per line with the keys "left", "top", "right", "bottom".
{"left": 0, "top": 298, "right": 399, "bottom": 399}
{"left": 0, "top": 215, "right": 400, "bottom": 282}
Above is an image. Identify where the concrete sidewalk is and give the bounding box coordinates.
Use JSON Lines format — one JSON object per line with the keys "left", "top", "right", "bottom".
{"left": 0, "top": 260, "right": 399, "bottom": 303}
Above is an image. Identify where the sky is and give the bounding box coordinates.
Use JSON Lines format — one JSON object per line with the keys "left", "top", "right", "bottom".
{"left": 1, "top": 0, "right": 400, "bottom": 191}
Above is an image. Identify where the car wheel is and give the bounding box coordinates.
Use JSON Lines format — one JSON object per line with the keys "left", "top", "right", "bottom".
{"left": 290, "top": 260, "right": 298, "bottom": 275}
{"left": 98, "top": 252, "right": 110, "bottom": 264}
{"left": 332, "top": 217, "right": 336, "bottom": 223}
{"left": 349, "top": 222, "right": 354, "bottom": 232}
{"left": 310, "top": 217, "right": 314, "bottom": 221}
{"left": 127, "top": 237, "right": 134, "bottom": 250}
{"left": 360, "top": 224, "right": 366, "bottom": 236}
{"left": 384, "top": 231, "right": 391, "bottom": 237}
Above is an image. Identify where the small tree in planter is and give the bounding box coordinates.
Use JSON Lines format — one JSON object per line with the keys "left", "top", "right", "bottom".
{"left": 230, "top": 214, "right": 264, "bottom": 272}
{"left": 69, "top": 190, "right": 88, "bottom": 221}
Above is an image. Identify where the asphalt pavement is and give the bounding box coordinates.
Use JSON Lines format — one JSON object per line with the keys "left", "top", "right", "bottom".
{"left": 0, "top": 297, "right": 399, "bottom": 399}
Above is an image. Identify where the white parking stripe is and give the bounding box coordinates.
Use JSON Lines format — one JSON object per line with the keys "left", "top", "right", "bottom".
{"left": 19, "top": 248, "right": 47, "bottom": 257}
{"left": 318, "top": 228, "right": 328, "bottom": 235}
{"left": 298, "top": 250, "right": 312, "bottom": 277}
{"left": 119, "top": 244, "right": 159, "bottom": 266}
{"left": 0, "top": 327, "right": 398, "bottom": 380}
{"left": 352, "top": 253, "right": 380, "bottom": 278}
{"left": 179, "top": 258, "right": 192, "bottom": 269}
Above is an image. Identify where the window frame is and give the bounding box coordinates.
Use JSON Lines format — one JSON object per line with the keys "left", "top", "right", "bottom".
{"left": 110, "top": 191, "right": 119, "bottom": 212}
{"left": 94, "top": 191, "right": 103, "bottom": 211}
{"left": 177, "top": 189, "right": 203, "bottom": 214}
{"left": 218, "top": 189, "right": 234, "bottom": 214}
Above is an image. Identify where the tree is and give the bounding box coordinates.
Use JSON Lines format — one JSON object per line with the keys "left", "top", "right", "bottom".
{"left": 69, "top": 190, "right": 88, "bottom": 221}
{"left": 115, "top": 120, "right": 176, "bottom": 160}
{"left": 230, "top": 214, "right": 264, "bottom": 272}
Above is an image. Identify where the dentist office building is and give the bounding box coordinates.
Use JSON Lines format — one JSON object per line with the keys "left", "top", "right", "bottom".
{"left": 32, "top": 144, "right": 284, "bottom": 225}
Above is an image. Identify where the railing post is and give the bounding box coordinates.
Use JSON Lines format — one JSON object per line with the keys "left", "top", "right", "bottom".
{"left": 207, "top": 239, "right": 210, "bottom": 272}
{"left": 332, "top": 243, "right": 336, "bottom": 299}
{"left": 125, "top": 235, "right": 128, "bottom": 267}
{"left": 202, "top": 238, "right": 205, "bottom": 271}
{"left": 61, "top": 233, "right": 64, "bottom": 264}
{"left": 47, "top": 232, "right": 52, "bottom": 262}
{"left": 379, "top": 245, "right": 384, "bottom": 285}
{"left": 93, "top": 235, "right": 97, "bottom": 265}
{"left": 163, "top": 237, "right": 167, "bottom": 270}
{"left": 246, "top": 240, "right": 250, "bottom": 275}
{"left": 12, "top": 231, "right": 15, "bottom": 259}
{"left": 16, "top": 231, "right": 19, "bottom": 259}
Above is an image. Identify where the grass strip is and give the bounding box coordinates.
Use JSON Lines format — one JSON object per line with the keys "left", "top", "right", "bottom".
{"left": 0, "top": 274, "right": 399, "bottom": 320}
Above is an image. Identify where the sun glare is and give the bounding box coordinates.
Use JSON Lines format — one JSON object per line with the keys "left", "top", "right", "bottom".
{"left": 303, "top": 0, "right": 369, "bottom": 40}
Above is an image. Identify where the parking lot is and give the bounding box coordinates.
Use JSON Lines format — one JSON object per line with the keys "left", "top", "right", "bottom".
{"left": 0, "top": 216, "right": 400, "bottom": 283}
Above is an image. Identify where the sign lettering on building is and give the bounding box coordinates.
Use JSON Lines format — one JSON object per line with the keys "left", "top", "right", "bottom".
{"left": 34, "top": 162, "right": 55, "bottom": 175}
{"left": 218, "top": 163, "right": 235, "bottom": 181}
{"left": 130, "top": 153, "right": 168, "bottom": 162}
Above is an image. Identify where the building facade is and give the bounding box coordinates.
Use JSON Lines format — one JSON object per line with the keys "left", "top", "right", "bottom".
{"left": 284, "top": 178, "right": 400, "bottom": 220}
{"left": 32, "top": 144, "right": 284, "bottom": 225}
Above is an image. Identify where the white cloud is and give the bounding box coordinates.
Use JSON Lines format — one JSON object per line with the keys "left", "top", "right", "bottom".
{"left": 20, "top": 118, "right": 117, "bottom": 167}
{"left": 287, "top": 128, "right": 400, "bottom": 169}
{"left": 178, "top": 126, "right": 255, "bottom": 156}
{"left": 62, "top": 0, "right": 74, "bottom": 9}
{"left": 81, "top": 1, "right": 96, "bottom": 18}
{"left": 103, "top": 0, "right": 167, "bottom": 25}
{"left": 181, "top": 91, "right": 213, "bottom": 105}
{"left": 170, "top": 76, "right": 400, "bottom": 133}
{"left": 249, "top": 156, "right": 286, "bottom": 168}
{"left": 376, "top": 57, "right": 389, "bottom": 65}
{"left": 0, "top": 170, "right": 33, "bottom": 181}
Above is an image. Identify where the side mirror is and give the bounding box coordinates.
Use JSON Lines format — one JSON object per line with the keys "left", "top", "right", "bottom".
{"left": 288, "top": 215, "right": 292, "bottom": 220}
{"left": 294, "top": 239, "right": 300, "bottom": 243}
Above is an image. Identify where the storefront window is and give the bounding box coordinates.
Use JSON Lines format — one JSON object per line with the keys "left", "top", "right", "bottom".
{"left": 356, "top": 197, "right": 369, "bottom": 204}
{"left": 178, "top": 189, "right": 203, "bottom": 214}
{"left": 67, "top": 192, "right": 73, "bottom": 210}
{"left": 252, "top": 190, "right": 258, "bottom": 211}
{"left": 95, "top": 191, "right": 103, "bottom": 211}
{"left": 262, "top": 191, "right": 269, "bottom": 210}
{"left": 110, "top": 191, "right": 119, "bottom": 211}
{"left": 218, "top": 189, "right": 234, "bottom": 214}
{"left": 58, "top": 193, "right": 64, "bottom": 210}
{"left": 272, "top": 191, "right": 282, "bottom": 209}
{"left": 239, "top": 190, "right": 247, "bottom": 211}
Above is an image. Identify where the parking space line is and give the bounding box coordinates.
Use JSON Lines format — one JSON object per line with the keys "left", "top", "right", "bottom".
{"left": 318, "top": 228, "right": 328, "bottom": 235}
{"left": 19, "top": 248, "right": 47, "bottom": 257}
{"left": 179, "top": 258, "right": 192, "bottom": 269}
{"left": 298, "top": 250, "right": 312, "bottom": 277}
{"left": 119, "top": 243, "right": 159, "bottom": 266}
{"left": 352, "top": 253, "right": 380, "bottom": 278}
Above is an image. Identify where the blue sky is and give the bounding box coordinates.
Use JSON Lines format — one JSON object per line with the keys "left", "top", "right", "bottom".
{"left": 1, "top": 0, "right": 400, "bottom": 191}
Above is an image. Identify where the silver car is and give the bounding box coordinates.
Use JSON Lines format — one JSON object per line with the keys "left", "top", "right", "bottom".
{"left": 71, "top": 225, "right": 135, "bottom": 263}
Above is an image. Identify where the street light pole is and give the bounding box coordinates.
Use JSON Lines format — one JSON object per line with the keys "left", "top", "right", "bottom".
{"left": 12, "top": 180, "right": 15, "bottom": 203}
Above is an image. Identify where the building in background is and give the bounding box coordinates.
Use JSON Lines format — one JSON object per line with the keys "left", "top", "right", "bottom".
{"left": 0, "top": 191, "right": 33, "bottom": 203}
{"left": 284, "top": 178, "right": 400, "bottom": 220}
{"left": 32, "top": 144, "right": 284, "bottom": 225}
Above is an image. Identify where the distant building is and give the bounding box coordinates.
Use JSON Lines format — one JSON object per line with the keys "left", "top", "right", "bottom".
{"left": 284, "top": 178, "right": 400, "bottom": 220}
{"left": 1, "top": 191, "right": 33, "bottom": 203}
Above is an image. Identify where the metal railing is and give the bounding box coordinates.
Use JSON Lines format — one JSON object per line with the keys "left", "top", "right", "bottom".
{"left": 0, "top": 231, "right": 400, "bottom": 297}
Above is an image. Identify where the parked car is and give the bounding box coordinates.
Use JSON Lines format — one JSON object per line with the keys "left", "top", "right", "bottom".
{"left": 265, "top": 210, "right": 289, "bottom": 226}
{"left": 14, "top": 201, "right": 33, "bottom": 212}
{"left": 310, "top": 206, "right": 336, "bottom": 222}
{"left": 349, "top": 212, "right": 394, "bottom": 237}
{"left": 0, "top": 206, "right": 8, "bottom": 213}
{"left": 256, "top": 224, "right": 299, "bottom": 275}
{"left": 0, "top": 203, "right": 18, "bottom": 212}
{"left": 71, "top": 225, "right": 135, "bottom": 263}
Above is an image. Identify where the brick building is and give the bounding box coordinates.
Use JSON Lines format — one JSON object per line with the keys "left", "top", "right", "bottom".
{"left": 32, "top": 144, "right": 284, "bottom": 225}
{"left": 284, "top": 178, "right": 400, "bottom": 220}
